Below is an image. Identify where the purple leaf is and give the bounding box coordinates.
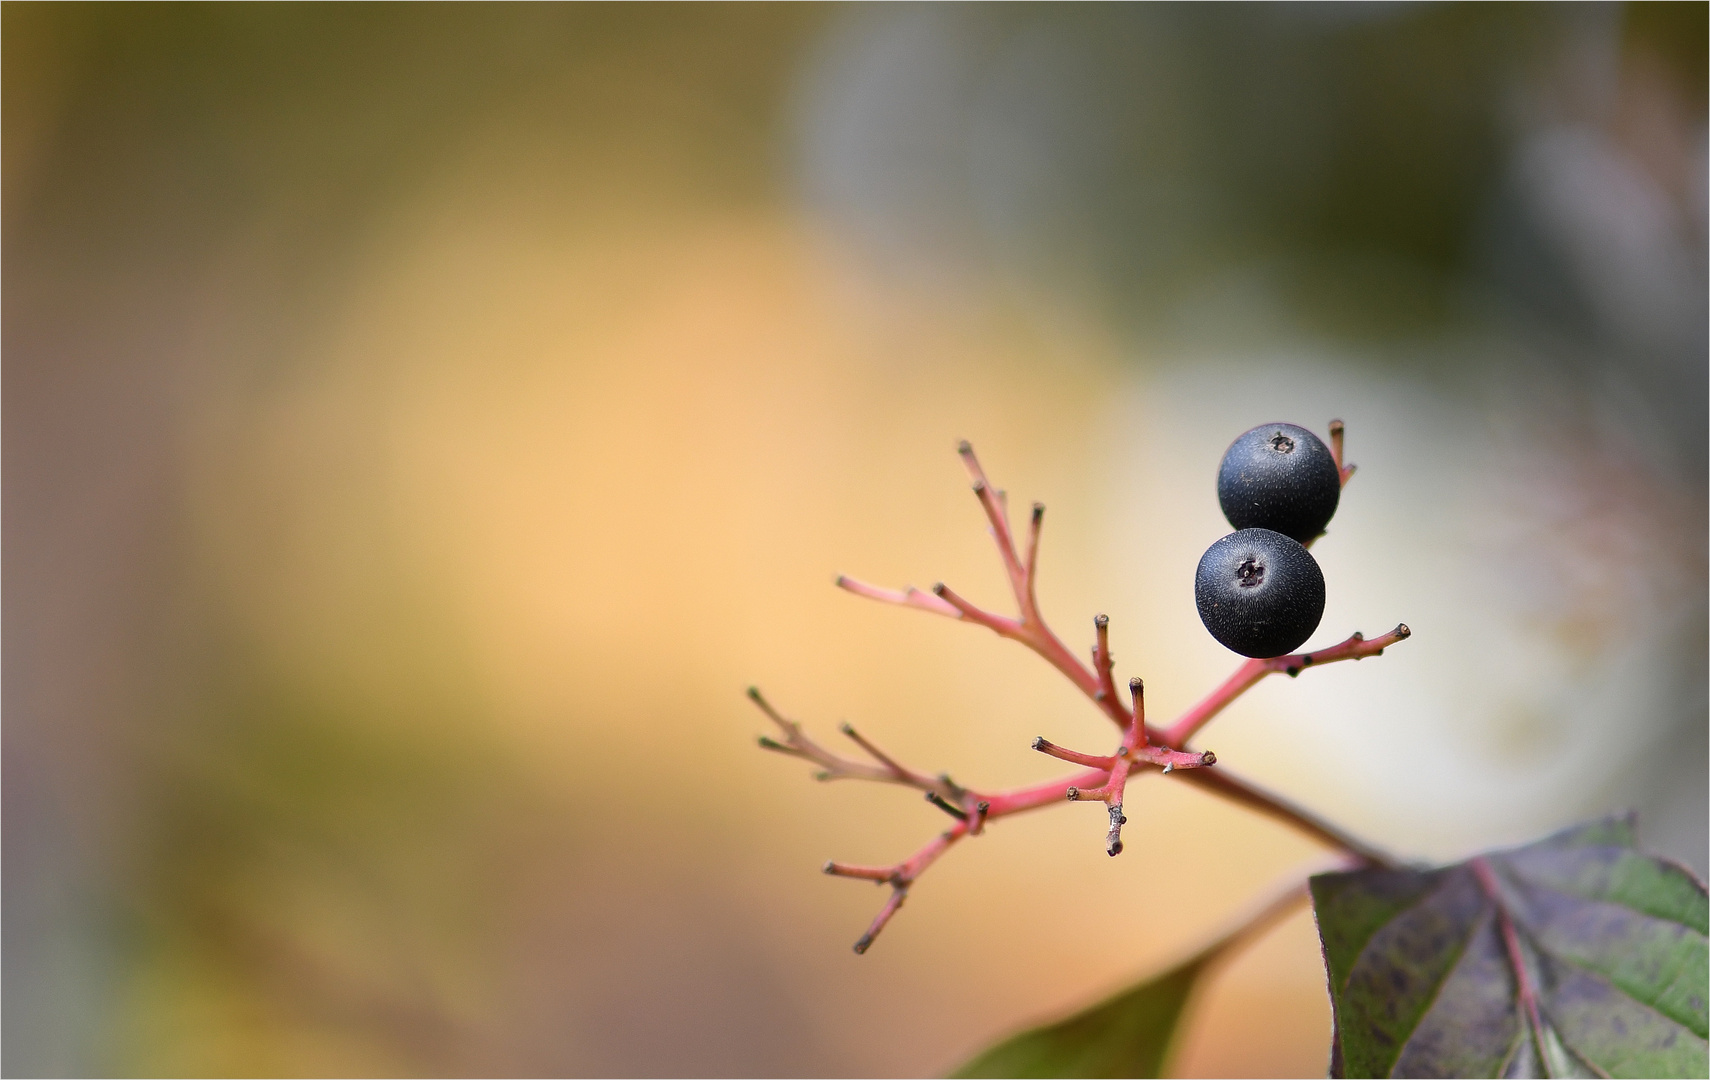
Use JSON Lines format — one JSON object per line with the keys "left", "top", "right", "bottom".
{"left": 1312, "top": 816, "right": 1708, "bottom": 1078}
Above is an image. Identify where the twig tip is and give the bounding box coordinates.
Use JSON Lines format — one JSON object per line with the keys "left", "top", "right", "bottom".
{"left": 1200, "top": 750, "right": 1217, "bottom": 766}
{"left": 925, "top": 791, "right": 969, "bottom": 821}
{"left": 956, "top": 439, "right": 972, "bottom": 455}
{"left": 1394, "top": 623, "right": 1412, "bottom": 639}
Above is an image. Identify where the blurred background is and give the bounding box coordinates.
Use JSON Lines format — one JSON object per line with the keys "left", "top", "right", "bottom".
{"left": 5, "top": 3, "right": 1704, "bottom": 1076}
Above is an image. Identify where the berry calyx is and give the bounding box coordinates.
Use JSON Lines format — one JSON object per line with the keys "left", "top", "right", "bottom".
{"left": 1195, "top": 528, "right": 1325, "bottom": 657}
{"left": 1217, "top": 423, "right": 1341, "bottom": 543}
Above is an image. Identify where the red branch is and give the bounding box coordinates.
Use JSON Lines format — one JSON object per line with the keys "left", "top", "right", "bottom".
{"left": 760, "top": 429, "right": 1408, "bottom": 951}
{"left": 1156, "top": 624, "right": 1411, "bottom": 748}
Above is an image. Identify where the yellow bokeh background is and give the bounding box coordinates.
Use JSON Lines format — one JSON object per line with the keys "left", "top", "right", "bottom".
{"left": 6, "top": 5, "right": 1703, "bottom": 1076}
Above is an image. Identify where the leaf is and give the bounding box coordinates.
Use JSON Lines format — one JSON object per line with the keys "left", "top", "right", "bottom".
{"left": 950, "top": 952, "right": 1209, "bottom": 1079}
{"left": 1312, "top": 815, "right": 1709, "bottom": 1079}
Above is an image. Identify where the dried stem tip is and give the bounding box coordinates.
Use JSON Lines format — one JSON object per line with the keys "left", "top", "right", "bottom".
{"left": 1033, "top": 737, "right": 1114, "bottom": 769}
{"left": 969, "top": 800, "right": 990, "bottom": 836}
{"left": 1106, "top": 804, "right": 1128, "bottom": 857}
{"left": 926, "top": 791, "right": 969, "bottom": 821}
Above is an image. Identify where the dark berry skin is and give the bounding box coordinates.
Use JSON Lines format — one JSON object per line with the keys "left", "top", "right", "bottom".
{"left": 1217, "top": 423, "right": 1341, "bottom": 543}
{"left": 1195, "top": 528, "right": 1325, "bottom": 658}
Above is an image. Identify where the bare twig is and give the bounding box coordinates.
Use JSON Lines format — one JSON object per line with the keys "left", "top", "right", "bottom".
{"left": 1024, "top": 503, "right": 1045, "bottom": 613}
{"left": 1092, "top": 614, "right": 1119, "bottom": 707}
{"left": 751, "top": 687, "right": 951, "bottom": 795}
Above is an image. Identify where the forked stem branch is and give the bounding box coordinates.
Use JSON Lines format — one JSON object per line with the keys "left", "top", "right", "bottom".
{"left": 766, "top": 431, "right": 1408, "bottom": 951}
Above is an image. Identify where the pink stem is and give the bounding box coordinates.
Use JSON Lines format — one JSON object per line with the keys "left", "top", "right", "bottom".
{"left": 1159, "top": 659, "right": 1267, "bottom": 748}
{"left": 848, "top": 823, "right": 969, "bottom": 953}
{"left": 931, "top": 582, "right": 1021, "bottom": 636}
{"left": 816, "top": 739, "right": 1383, "bottom": 952}
{"left": 1026, "top": 621, "right": 1117, "bottom": 721}
{"left": 980, "top": 767, "right": 1109, "bottom": 817}
{"left": 854, "top": 889, "right": 909, "bottom": 955}
{"left": 823, "top": 861, "right": 893, "bottom": 882}
{"left": 834, "top": 576, "right": 960, "bottom": 618}
{"left": 1032, "top": 737, "right": 1115, "bottom": 770}
{"left": 957, "top": 442, "right": 1027, "bottom": 598}
{"left": 839, "top": 722, "right": 938, "bottom": 788}
{"left": 1023, "top": 502, "right": 1044, "bottom": 613}
{"left": 1092, "top": 614, "right": 1119, "bottom": 707}
{"left": 1158, "top": 625, "right": 1412, "bottom": 748}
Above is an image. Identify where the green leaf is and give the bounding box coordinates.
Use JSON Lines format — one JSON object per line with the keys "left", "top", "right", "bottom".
{"left": 950, "top": 953, "right": 1208, "bottom": 1079}
{"left": 1312, "top": 815, "right": 1709, "bottom": 1079}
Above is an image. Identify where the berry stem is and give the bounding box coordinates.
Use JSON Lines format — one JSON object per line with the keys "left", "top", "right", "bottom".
{"left": 1328, "top": 418, "right": 1356, "bottom": 486}
{"left": 1158, "top": 625, "right": 1412, "bottom": 748}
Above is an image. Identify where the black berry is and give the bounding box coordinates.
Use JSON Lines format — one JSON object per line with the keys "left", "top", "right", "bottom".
{"left": 1216, "top": 423, "right": 1340, "bottom": 543}
{"left": 1195, "top": 528, "right": 1325, "bottom": 658}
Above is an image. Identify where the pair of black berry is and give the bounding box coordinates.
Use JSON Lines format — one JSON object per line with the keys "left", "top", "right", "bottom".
{"left": 1195, "top": 423, "right": 1340, "bottom": 658}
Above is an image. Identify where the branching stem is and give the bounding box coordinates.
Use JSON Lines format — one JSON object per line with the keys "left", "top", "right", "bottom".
{"left": 766, "top": 429, "right": 1408, "bottom": 950}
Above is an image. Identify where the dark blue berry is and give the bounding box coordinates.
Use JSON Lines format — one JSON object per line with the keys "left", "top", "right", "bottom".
{"left": 1216, "top": 423, "right": 1340, "bottom": 543}
{"left": 1195, "top": 528, "right": 1325, "bottom": 658}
